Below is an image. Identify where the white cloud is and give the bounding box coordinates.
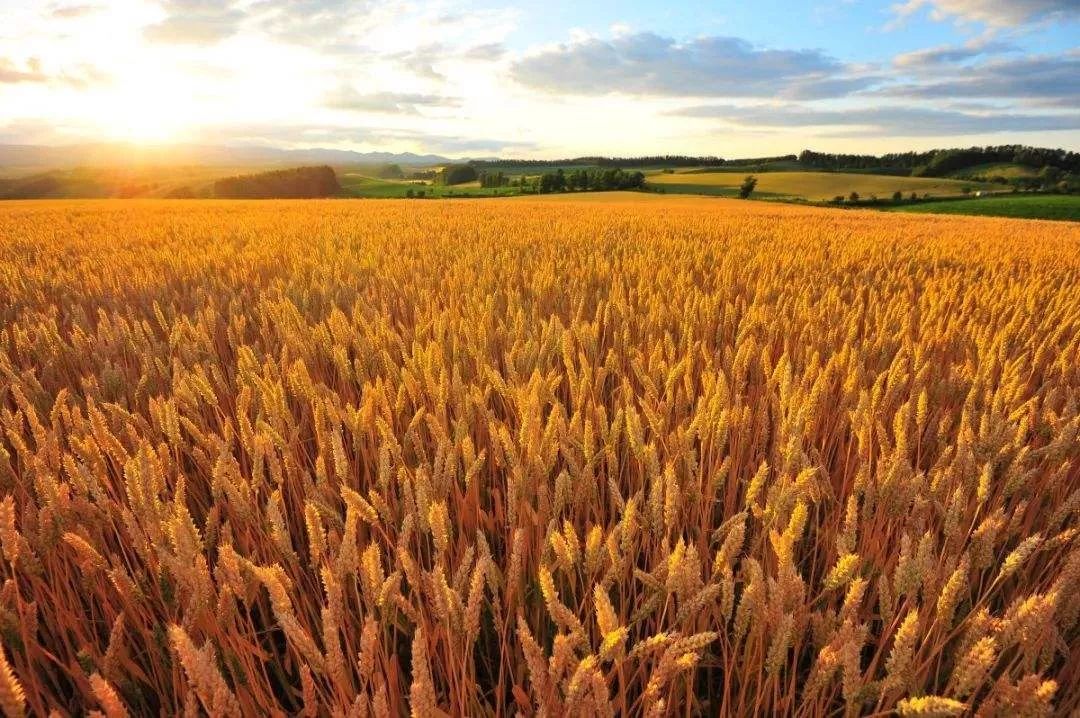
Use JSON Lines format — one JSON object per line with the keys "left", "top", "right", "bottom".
{"left": 891, "top": 0, "right": 1079, "bottom": 26}
{"left": 325, "top": 88, "right": 459, "bottom": 114}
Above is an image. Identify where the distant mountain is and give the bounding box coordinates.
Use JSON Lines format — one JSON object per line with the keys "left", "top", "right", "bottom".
{"left": 0, "top": 143, "right": 455, "bottom": 169}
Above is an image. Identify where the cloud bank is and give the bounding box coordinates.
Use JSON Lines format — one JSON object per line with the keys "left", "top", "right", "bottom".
{"left": 512, "top": 33, "right": 870, "bottom": 99}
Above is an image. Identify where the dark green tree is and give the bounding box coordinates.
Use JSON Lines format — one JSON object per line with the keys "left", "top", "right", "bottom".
{"left": 738, "top": 175, "right": 758, "bottom": 199}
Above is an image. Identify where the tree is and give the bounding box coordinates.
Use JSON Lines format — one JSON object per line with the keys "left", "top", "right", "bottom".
{"left": 892, "top": 190, "right": 902, "bottom": 202}
{"left": 437, "top": 164, "right": 478, "bottom": 185}
{"left": 478, "top": 171, "right": 509, "bottom": 188}
{"left": 739, "top": 175, "right": 758, "bottom": 199}
{"left": 376, "top": 163, "right": 404, "bottom": 179}
{"left": 848, "top": 191, "right": 860, "bottom": 203}
{"left": 1040, "top": 166, "right": 1064, "bottom": 188}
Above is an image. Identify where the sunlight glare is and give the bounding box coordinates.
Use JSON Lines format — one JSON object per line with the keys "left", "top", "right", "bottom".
{"left": 90, "top": 67, "right": 195, "bottom": 144}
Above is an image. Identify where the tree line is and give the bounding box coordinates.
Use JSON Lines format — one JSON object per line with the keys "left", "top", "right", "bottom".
{"left": 470, "top": 155, "right": 726, "bottom": 169}
{"left": 535, "top": 168, "right": 646, "bottom": 193}
{"left": 478, "top": 171, "right": 510, "bottom": 188}
{"left": 432, "top": 165, "right": 646, "bottom": 194}
{"left": 721, "top": 154, "right": 799, "bottom": 167}
{"left": 798, "top": 146, "right": 1080, "bottom": 176}
{"left": 213, "top": 166, "right": 340, "bottom": 199}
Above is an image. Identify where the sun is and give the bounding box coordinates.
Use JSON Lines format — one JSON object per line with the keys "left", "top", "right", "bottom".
{"left": 89, "top": 69, "right": 196, "bottom": 144}
{"left": 114, "top": 107, "right": 179, "bottom": 143}
{"left": 97, "top": 92, "right": 189, "bottom": 144}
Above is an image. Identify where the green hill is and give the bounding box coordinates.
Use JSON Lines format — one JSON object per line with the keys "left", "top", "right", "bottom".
{"left": 647, "top": 171, "right": 998, "bottom": 201}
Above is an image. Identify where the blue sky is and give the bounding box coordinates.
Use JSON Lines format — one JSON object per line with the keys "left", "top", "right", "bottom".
{"left": 492, "top": 0, "right": 1078, "bottom": 60}
{"left": 0, "top": 0, "right": 1077, "bottom": 157}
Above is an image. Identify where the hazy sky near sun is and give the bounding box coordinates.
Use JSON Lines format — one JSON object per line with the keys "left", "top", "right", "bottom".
{"left": 1, "top": 0, "right": 1078, "bottom": 157}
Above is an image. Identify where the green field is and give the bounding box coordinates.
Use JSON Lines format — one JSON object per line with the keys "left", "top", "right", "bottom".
{"left": 646, "top": 170, "right": 997, "bottom": 201}
{"left": 883, "top": 193, "right": 1080, "bottom": 221}
{"left": 337, "top": 173, "right": 520, "bottom": 198}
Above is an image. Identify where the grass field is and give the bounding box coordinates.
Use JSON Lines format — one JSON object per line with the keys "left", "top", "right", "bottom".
{"left": 339, "top": 173, "right": 519, "bottom": 198}
{"left": 885, "top": 193, "right": 1080, "bottom": 221}
{"left": 0, "top": 198, "right": 1078, "bottom": 716}
{"left": 647, "top": 170, "right": 998, "bottom": 200}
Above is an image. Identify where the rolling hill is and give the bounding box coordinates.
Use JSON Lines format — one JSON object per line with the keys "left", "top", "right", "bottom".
{"left": 647, "top": 171, "right": 999, "bottom": 201}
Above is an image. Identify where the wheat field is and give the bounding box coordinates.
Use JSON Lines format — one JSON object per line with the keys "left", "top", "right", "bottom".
{"left": 0, "top": 197, "right": 1078, "bottom": 717}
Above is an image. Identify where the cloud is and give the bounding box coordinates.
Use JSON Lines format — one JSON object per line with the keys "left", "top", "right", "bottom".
{"left": 143, "top": 1, "right": 246, "bottom": 44}
{"left": 393, "top": 133, "right": 535, "bottom": 154}
{"left": 389, "top": 44, "right": 447, "bottom": 81}
{"left": 51, "top": 4, "right": 100, "bottom": 19}
{"left": 0, "top": 58, "right": 47, "bottom": 84}
{"left": 325, "top": 88, "right": 458, "bottom": 114}
{"left": 673, "top": 102, "right": 1080, "bottom": 136}
{"left": 511, "top": 32, "right": 868, "bottom": 98}
{"left": 143, "top": 0, "right": 375, "bottom": 45}
{"left": 249, "top": 0, "right": 376, "bottom": 43}
{"left": 206, "top": 122, "right": 535, "bottom": 155}
{"left": 463, "top": 43, "right": 506, "bottom": 61}
{"left": 0, "top": 58, "right": 105, "bottom": 87}
{"left": 893, "top": 39, "right": 1014, "bottom": 69}
{"left": 890, "top": 0, "right": 1080, "bottom": 26}
{"left": 882, "top": 52, "right": 1080, "bottom": 104}
{"left": 780, "top": 75, "right": 885, "bottom": 100}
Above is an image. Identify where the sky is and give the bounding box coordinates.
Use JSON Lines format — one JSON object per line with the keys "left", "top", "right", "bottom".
{"left": 0, "top": 0, "right": 1078, "bottom": 158}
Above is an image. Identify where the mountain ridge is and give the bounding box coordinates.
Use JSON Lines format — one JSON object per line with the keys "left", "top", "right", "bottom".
{"left": 0, "top": 143, "right": 458, "bottom": 169}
